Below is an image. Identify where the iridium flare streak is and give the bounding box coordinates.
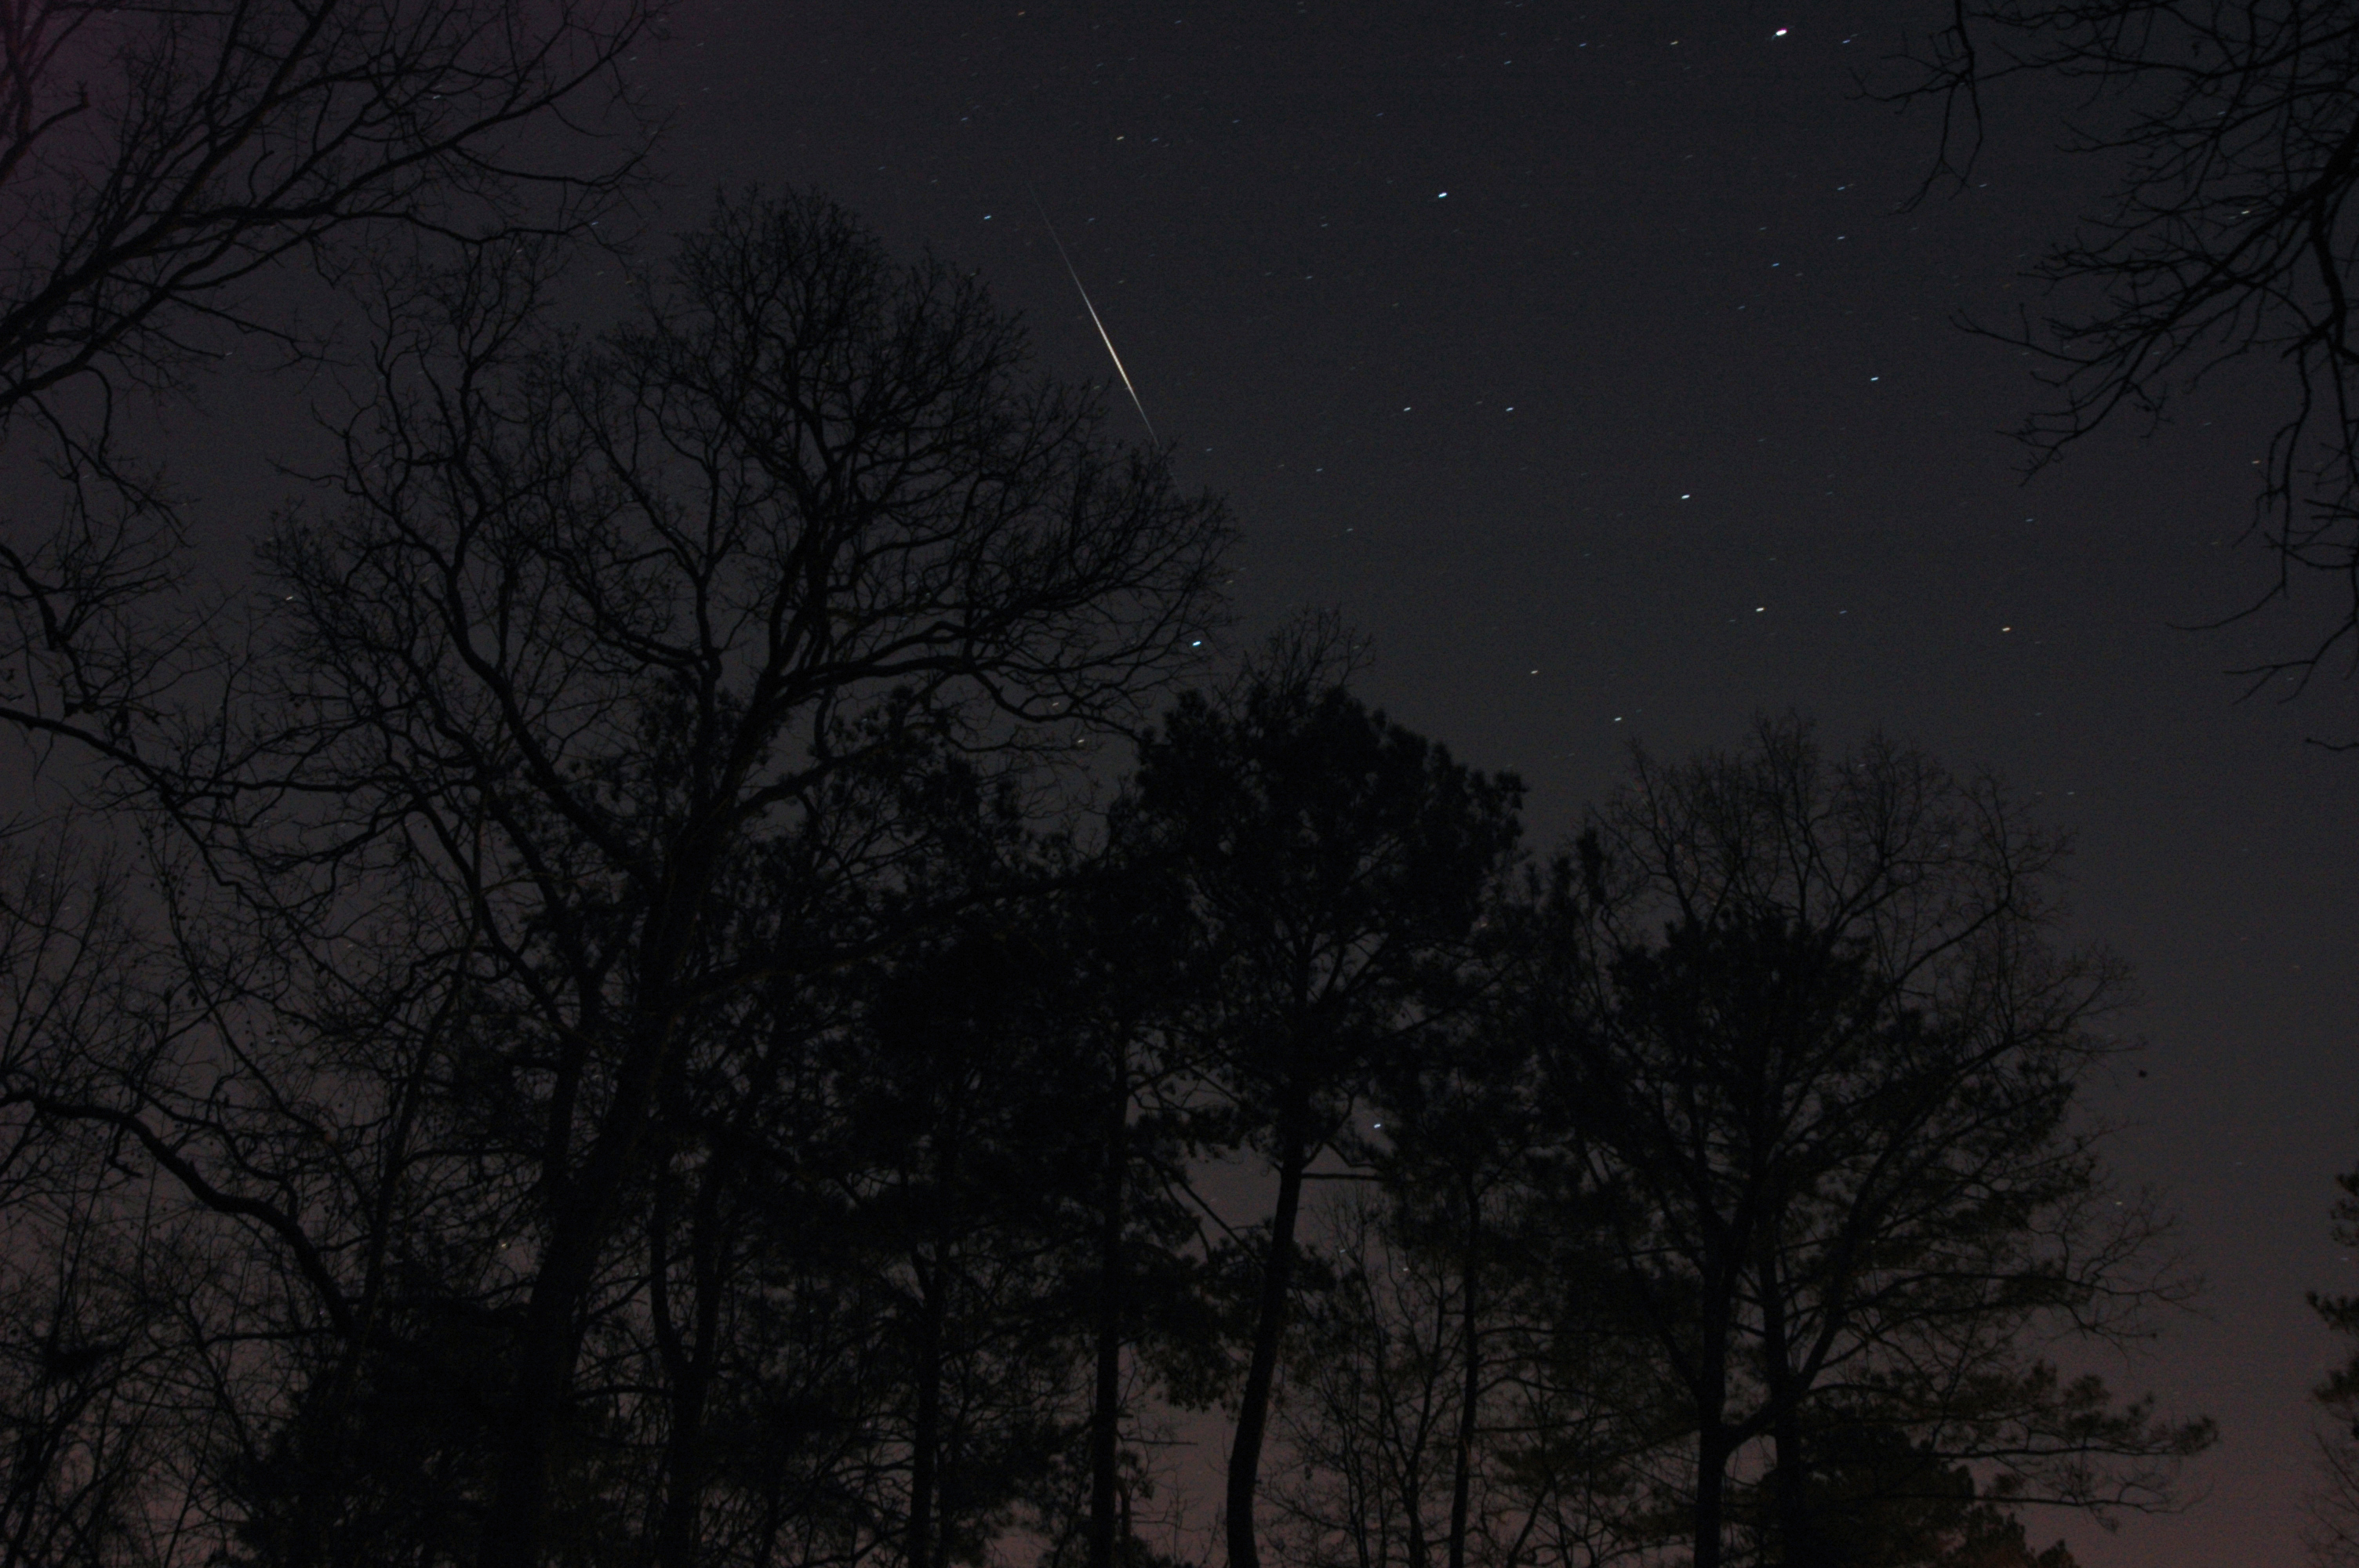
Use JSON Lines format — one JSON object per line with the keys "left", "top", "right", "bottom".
{"left": 1030, "top": 191, "right": 1158, "bottom": 446}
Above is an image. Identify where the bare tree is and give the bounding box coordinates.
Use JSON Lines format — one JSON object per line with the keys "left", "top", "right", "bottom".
{"left": 0, "top": 0, "right": 660, "bottom": 774}
{"left": 1272, "top": 1196, "right": 1571, "bottom": 1568}
{"left": 0, "top": 826, "right": 302, "bottom": 1566}
{"left": 1895, "top": 0, "right": 2359, "bottom": 708}
{"left": 0, "top": 833, "right": 154, "bottom": 1565}
{"left": 1274, "top": 1198, "right": 1469, "bottom": 1568}
{"left": 49, "top": 189, "right": 1231, "bottom": 1567}
{"left": 1533, "top": 717, "right": 2211, "bottom": 1568}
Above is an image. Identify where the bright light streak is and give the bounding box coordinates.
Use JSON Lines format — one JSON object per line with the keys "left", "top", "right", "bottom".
{"left": 1029, "top": 189, "right": 1158, "bottom": 447}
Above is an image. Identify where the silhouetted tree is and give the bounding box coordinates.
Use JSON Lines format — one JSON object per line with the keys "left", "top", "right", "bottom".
{"left": 1532, "top": 717, "right": 2210, "bottom": 1568}
{"left": 1049, "top": 808, "right": 1229, "bottom": 1568}
{"left": 628, "top": 752, "right": 1221, "bottom": 1568}
{"left": 1272, "top": 1196, "right": 1473, "bottom": 1568}
{"left": 1896, "top": 0, "right": 2359, "bottom": 702}
{"left": 4, "top": 188, "right": 1230, "bottom": 1566}
{"left": 1299, "top": 983, "right": 1560, "bottom": 1568}
{"left": 1270, "top": 1192, "right": 1566, "bottom": 1568}
{"left": 0, "top": 0, "right": 662, "bottom": 774}
{"left": 1127, "top": 650, "right": 1523, "bottom": 1568}
{"left": 262, "top": 187, "right": 1224, "bottom": 1567}
{"left": 1737, "top": 1424, "right": 2080, "bottom": 1568}
{"left": 0, "top": 831, "right": 231, "bottom": 1564}
{"left": 1268, "top": 1025, "right": 1665, "bottom": 1568}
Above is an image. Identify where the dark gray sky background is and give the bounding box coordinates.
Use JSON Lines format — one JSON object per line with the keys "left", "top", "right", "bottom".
{"left": 612, "top": 4, "right": 2359, "bottom": 1561}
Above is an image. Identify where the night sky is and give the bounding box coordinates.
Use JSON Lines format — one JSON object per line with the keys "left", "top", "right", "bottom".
{"left": 616, "top": 4, "right": 2359, "bottom": 1562}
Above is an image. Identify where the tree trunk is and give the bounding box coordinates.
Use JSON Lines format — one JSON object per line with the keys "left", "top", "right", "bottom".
{"left": 1225, "top": 1090, "right": 1310, "bottom": 1568}
{"left": 1760, "top": 1249, "right": 1812, "bottom": 1568}
{"left": 479, "top": 1025, "right": 674, "bottom": 1568}
{"left": 1446, "top": 1181, "right": 1480, "bottom": 1568}
{"left": 908, "top": 1259, "right": 947, "bottom": 1568}
{"left": 1404, "top": 1450, "right": 1430, "bottom": 1568}
{"left": 1089, "top": 1039, "right": 1132, "bottom": 1568}
{"left": 1764, "top": 1311, "right": 1812, "bottom": 1565}
{"left": 652, "top": 1156, "right": 732, "bottom": 1568}
{"left": 1692, "top": 1300, "right": 1732, "bottom": 1568}
{"left": 653, "top": 1360, "right": 714, "bottom": 1568}
{"left": 480, "top": 891, "right": 705, "bottom": 1568}
{"left": 1770, "top": 1403, "right": 1812, "bottom": 1568}
{"left": 1693, "top": 1421, "right": 1732, "bottom": 1568}
{"left": 655, "top": 1021, "right": 794, "bottom": 1568}
{"left": 481, "top": 1223, "right": 599, "bottom": 1568}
